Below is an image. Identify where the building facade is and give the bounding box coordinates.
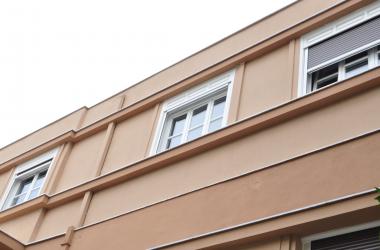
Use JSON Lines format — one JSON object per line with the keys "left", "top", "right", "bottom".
{"left": 0, "top": 0, "right": 379, "bottom": 249}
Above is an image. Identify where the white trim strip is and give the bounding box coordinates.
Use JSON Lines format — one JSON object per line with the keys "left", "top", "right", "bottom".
{"left": 149, "top": 188, "right": 377, "bottom": 249}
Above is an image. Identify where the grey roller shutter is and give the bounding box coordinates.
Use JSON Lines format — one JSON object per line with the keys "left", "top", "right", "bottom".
{"left": 308, "top": 16, "right": 380, "bottom": 69}
{"left": 311, "top": 226, "right": 380, "bottom": 250}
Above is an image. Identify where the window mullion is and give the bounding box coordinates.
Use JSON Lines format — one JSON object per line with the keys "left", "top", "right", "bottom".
{"left": 181, "top": 111, "right": 192, "bottom": 143}
{"left": 338, "top": 61, "right": 345, "bottom": 81}
{"left": 25, "top": 174, "right": 38, "bottom": 200}
{"left": 203, "top": 100, "right": 213, "bottom": 134}
{"left": 368, "top": 48, "right": 376, "bottom": 68}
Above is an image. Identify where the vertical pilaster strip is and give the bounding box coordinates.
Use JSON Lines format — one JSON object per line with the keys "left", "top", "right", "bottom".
{"left": 227, "top": 62, "right": 245, "bottom": 124}
{"left": 144, "top": 103, "right": 161, "bottom": 157}
{"left": 117, "top": 94, "right": 126, "bottom": 110}
{"left": 0, "top": 167, "right": 16, "bottom": 199}
{"left": 28, "top": 208, "right": 47, "bottom": 242}
{"left": 93, "top": 122, "right": 116, "bottom": 177}
{"left": 58, "top": 95, "right": 126, "bottom": 249}
{"left": 290, "top": 235, "right": 302, "bottom": 250}
{"left": 288, "top": 39, "right": 297, "bottom": 100}
{"left": 43, "top": 142, "right": 73, "bottom": 195}
{"left": 75, "top": 191, "right": 93, "bottom": 227}
{"left": 61, "top": 226, "right": 75, "bottom": 248}
{"left": 75, "top": 107, "right": 88, "bottom": 130}
{"left": 280, "top": 235, "right": 292, "bottom": 250}
{"left": 74, "top": 95, "right": 126, "bottom": 230}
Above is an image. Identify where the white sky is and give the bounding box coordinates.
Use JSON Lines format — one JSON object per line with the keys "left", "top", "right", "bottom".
{"left": 0, "top": 0, "right": 295, "bottom": 148}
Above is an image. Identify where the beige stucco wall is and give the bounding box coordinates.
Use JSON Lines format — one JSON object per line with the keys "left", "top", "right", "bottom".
{"left": 25, "top": 236, "right": 64, "bottom": 250}
{"left": 0, "top": 169, "right": 13, "bottom": 200}
{"left": 84, "top": 86, "right": 380, "bottom": 225}
{"left": 0, "top": 109, "right": 84, "bottom": 166}
{"left": 120, "top": 0, "right": 343, "bottom": 108}
{"left": 68, "top": 131, "right": 380, "bottom": 249}
{"left": 235, "top": 238, "right": 282, "bottom": 250}
{"left": 0, "top": 210, "right": 41, "bottom": 243}
{"left": 0, "top": 1, "right": 377, "bottom": 249}
{"left": 238, "top": 44, "right": 292, "bottom": 119}
{"left": 53, "top": 130, "right": 106, "bottom": 193}
{"left": 35, "top": 199, "right": 81, "bottom": 240}
{"left": 101, "top": 106, "right": 157, "bottom": 174}
{"left": 79, "top": 95, "right": 124, "bottom": 129}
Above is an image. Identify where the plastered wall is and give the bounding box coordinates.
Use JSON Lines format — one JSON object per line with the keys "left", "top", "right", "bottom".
{"left": 238, "top": 44, "right": 292, "bottom": 119}
{"left": 0, "top": 169, "right": 13, "bottom": 200}
{"left": 0, "top": 0, "right": 377, "bottom": 248}
{"left": 35, "top": 199, "right": 82, "bottom": 240}
{"left": 101, "top": 106, "right": 157, "bottom": 174}
{"left": 0, "top": 108, "right": 84, "bottom": 165}
{"left": 0, "top": 210, "right": 41, "bottom": 243}
{"left": 52, "top": 129, "right": 107, "bottom": 193}
{"left": 64, "top": 131, "right": 380, "bottom": 249}
{"left": 84, "top": 86, "right": 380, "bottom": 225}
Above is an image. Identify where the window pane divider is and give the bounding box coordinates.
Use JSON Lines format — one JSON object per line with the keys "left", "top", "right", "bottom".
{"left": 202, "top": 100, "right": 214, "bottom": 135}
{"left": 181, "top": 110, "right": 193, "bottom": 144}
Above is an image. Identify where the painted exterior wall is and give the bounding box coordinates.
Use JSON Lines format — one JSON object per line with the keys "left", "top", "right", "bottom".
{"left": 0, "top": 0, "right": 379, "bottom": 249}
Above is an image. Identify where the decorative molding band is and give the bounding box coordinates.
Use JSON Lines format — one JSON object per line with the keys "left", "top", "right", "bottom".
{"left": 149, "top": 189, "right": 378, "bottom": 250}
{"left": 0, "top": 66, "right": 379, "bottom": 223}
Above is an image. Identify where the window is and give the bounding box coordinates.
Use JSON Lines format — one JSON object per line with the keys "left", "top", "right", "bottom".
{"left": 299, "top": 1, "right": 380, "bottom": 95}
{"left": 302, "top": 221, "right": 380, "bottom": 250}
{"left": 151, "top": 70, "right": 235, "bottom": 154}
{"left": 0, "top": 148, "right": 58, "bottom": 210}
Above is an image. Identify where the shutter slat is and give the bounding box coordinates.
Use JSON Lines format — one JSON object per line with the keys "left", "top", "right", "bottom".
{"left": 308, "top": 16, "right": 380, "bottom": 69}
{"left": 311, "top": 226, "right": 380, "bottom": 250}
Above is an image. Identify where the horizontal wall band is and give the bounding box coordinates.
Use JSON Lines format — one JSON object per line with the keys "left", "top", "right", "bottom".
{"left": 71, "top": 128, "right": 380, "bottom": 233}
{"left": 26, "top": 186, "right": 379, "bottom": 247}
{"left": 150, "top": 189, "right": 378, "bottom": 249}
{"left": 0, "top": 68, "right": 379, "bottom": 222}
{"left": 0, "top": 0, "right": 371, "bottom": 172}
{"left": 0, "top": 97, "right": 379, "bottom": 224}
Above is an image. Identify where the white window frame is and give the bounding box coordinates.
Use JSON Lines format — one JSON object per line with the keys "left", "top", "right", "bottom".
{"left": 298, "top": 0, "right": 380, "bottom": 96}
{"left": 0, "top": 148, "right": 58, "bottom": 210}
{"left": 302, "top": 220, "right": 380, "bottom": 250}
{"left": 150, "top": 70, "right": 236, "bottom": 155}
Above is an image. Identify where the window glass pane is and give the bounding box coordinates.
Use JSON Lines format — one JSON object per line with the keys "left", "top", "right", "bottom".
{"left": 311, "top": 63, "right": 339, "bottom": 90}
{"left": 344, "top": 50, "right": 368, "bottom": 64}
{"left": 16, "top": 177, "right": 33, "bottom": 195}
{"left": 166, "top": 135, "right": 182, "bottom": 149}
{"left": 211, "top": 96, "right": 226, "bottom": 119}
{"left": 345, "top": 59, "right": 368, "bottom": 78}
{"left": 208, "top": 118, "right": 223, "bottom": 133}
{"left": 169, "top": 114, "right": 186, "bottom": 136}
{"left": 33, "top": 170, "right": 47, "bottom": 189}
{"left": 190, "top": 105, "right": 207, "bottom": 128}
{"left": 187, "top": 127, "right": 203, "bottom": 141}
{"left": 28, "top": 188, "right": 40, "bottom": 200}
{"left": 12, "top": 193, "right": 26, "bottom": 206}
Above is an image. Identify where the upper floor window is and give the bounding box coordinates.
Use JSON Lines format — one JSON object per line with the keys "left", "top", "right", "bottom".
{"left": 302, "top": 221, "right": 380, "bottom": 250}
{"left": 0, "top": 148, "right": 58, "bottom": 210}
{"left": 150, "top": 70, "right": 235, "bottom": 154}
{"left": 299, "top": 1, "right": 380, "bottom": 95}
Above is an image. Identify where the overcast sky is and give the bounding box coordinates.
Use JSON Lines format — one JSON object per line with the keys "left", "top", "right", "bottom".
{"left": 0, "top": 0, "right": 295, "bottom": 148}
